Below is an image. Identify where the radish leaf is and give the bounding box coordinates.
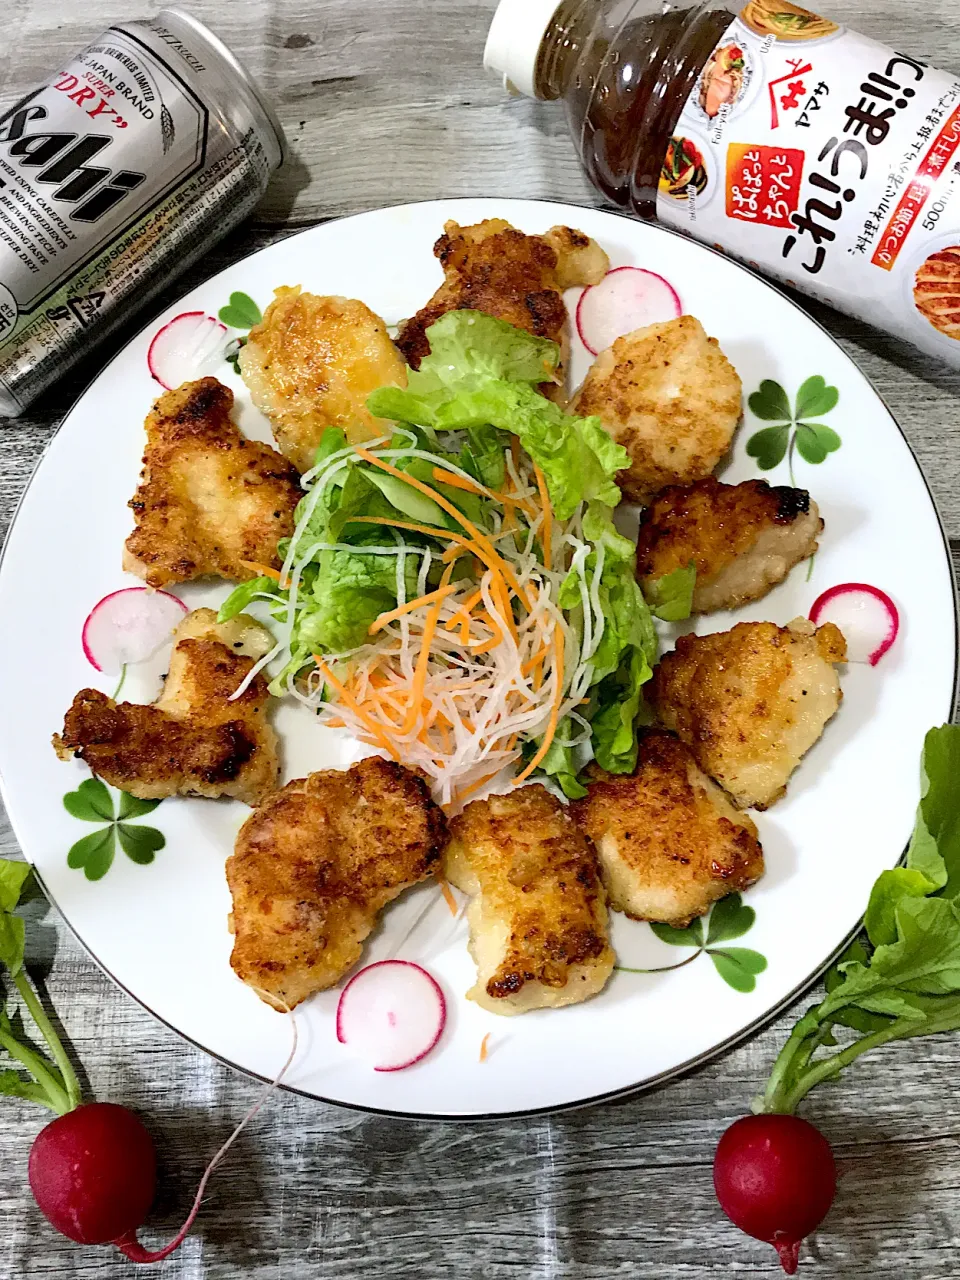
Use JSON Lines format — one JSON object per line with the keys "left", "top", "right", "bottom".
{"left": 0, "top": 861, "right": 32, "bottom": 913}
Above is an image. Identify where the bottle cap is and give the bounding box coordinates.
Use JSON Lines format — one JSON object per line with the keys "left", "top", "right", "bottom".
{"left": 483, "top": 0, "right": 562, "bottom": 99}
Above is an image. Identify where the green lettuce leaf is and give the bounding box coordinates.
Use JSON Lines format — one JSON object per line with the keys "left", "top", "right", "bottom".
{"left": 416, "top": 310, "right": 560, "bottom": 386}
{"left": 217, "top": 577, "right": 276, "bottom": 624}
{"left": 367, "top": 311, "right": 628, "bottom": 520}
{"left": 533, "top": 727, "right": 589, "bottom": 800}
{"left": 643, "top": 563, "right": 696, "bottom": 622}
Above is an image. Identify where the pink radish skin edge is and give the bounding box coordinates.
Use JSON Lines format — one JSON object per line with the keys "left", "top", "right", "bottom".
{"left": 575, "top": 266, "right": 682, "bottom": 357}
{"left": 147, "top": 311, "right": 227, "bottom": 391}
{"left": 82, "top": 588, "right": 188, "bottom": 673}
{"left": 336, "top": 960, "right": 446, "bottom": 1072}
{"left": 809, "top": 582, "right": 899, "bottom": 667}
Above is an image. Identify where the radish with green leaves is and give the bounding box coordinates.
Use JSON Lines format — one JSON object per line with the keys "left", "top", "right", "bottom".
{"left": 0, "top": 857, "right": 295, "bottom": 1262}
{"left": 715, "top": 723, "right": 960, "bottom": 1272}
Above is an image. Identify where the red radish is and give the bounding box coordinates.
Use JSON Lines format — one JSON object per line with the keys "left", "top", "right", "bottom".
{"left": 575, "top": 266, "right": 682, "bottom": 356}
{"left": 147, "top": 312, "right": 228, "bottom": 390}
{"left": 809, "top": 582, "right": 899, "bottom": 666}
{"left": 82, "top": 587, "right": 187, "bottom": 674}
{"left": 713, "top": 1114, "right": 837, "bottom": 1274}
{"left": 29, "top": 1103, "right": 157, "bottom": 1245}
{"left": 336, "top": 960, "right": 446, "bottom": 1071}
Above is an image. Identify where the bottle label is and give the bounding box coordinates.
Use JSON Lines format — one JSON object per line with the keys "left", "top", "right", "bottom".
{"left": 657, "top": 1, "right": 960, "bottom": 364}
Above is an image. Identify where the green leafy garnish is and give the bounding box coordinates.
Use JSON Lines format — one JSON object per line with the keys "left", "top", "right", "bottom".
{"left": 745, "top": 375, "right": 842, "bottom": 483}
{"left": 0, "top": 860, "right": 81, "bottom": 1114}
{"left": 760, "top": 725, "right": 960, "bottom": 1115}
{"left": 643, "top": 563, "right": 696, "bottom": 621}
{"left": 367, "top": 311, "right": 629, "bottom": 519}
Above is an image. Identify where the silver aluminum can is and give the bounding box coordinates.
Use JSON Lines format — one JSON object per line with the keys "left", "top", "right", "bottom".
{"left": 0, "top": 8, "right": 285, "bottom": 416}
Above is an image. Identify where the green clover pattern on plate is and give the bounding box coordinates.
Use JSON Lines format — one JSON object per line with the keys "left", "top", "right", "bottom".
{"left": 617, "top": 893, "right": 767, "bottom": 993}
{"left": 746, "top": 375, "right": 842, "bottom": 486}
{"left": 219, "top": 291, "right": 263, "bottom": 374}
{"left": 64, "top": 778, "right": 165, "bottom": 882}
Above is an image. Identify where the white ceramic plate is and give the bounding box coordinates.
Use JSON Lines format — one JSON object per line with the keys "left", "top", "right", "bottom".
{"left": 0, "top": 199, "right": 955, "bottom": 1118}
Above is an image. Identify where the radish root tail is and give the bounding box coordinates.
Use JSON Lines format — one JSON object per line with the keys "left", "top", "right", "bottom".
{"left": 114, "top": 1005, "right": 298, "bottom": 1264}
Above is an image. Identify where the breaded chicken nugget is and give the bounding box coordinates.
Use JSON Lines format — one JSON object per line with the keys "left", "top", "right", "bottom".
{"left": 124, "top": 378, "right": 301, "bottom": 588}
{"left": 238, "top": 288, "right": 408, "bottom": 473}
{"left": 226, "top": 758, "right": 447, "bottom": 1010}
{"left": 570, "top": 315, "right": 743, "bottom": 504}
{"left": 571, "top": 733, "right": 764, "bottom": 926}
{"left": 53, "top": 609, "right": 278, "bottom": 804}
{"left": 649, "top": 619, "right": 845, "bottom": 810}
{"left": 636, "top": 477, "right": 822, "bottom": 613}
{"left": 396, "top": 219, "right": 608, "bottom": 386}
{"left": 445, "top": 786, "right": 614, "bottom": 1015}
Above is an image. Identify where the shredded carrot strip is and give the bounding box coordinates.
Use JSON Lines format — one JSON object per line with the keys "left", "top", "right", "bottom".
{"left": 368, "top": 584, "right": 458, "bottom": 634}
{"left": 479, "top": 1033, "right": 491, "bottom": 1064}
{"left": 239, "top": 560, "right": 287, "bottom": 586}
{"left": 514, "top": 629, "right": 566, "bottom": 785}
{"left": 354, "top": 448, "right": 533, "bottom": 608}
{"left": 313, "top": 657, "right": 400, "bottom": 761}
{"left": 432, "top": 466, "right": 484, "bottom": 495}
{"left": 437, "top": 875, "right": 458, "bottom": 916}
{"left": 521, "top": 646, "right": 549, "bottom": 675}
{"left": 459, "top": 611, "right": 472, "bottom": 647}
{"left": 400, "top": 564, "right": 453, "bottom": 734}
{"left": 532, "top": 463, "right": 552, "bottom": 572}
{"left": 433, "top": 466, "right": 526, "bottom": 507}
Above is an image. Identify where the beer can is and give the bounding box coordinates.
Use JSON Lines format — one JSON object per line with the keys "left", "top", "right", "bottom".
{"left": 0, "top": 8, "right": 286, "bottom": 417}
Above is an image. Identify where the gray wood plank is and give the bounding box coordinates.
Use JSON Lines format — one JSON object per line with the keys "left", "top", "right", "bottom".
{"left": 2, "top": 0, "right": 960, "bottom": 1277}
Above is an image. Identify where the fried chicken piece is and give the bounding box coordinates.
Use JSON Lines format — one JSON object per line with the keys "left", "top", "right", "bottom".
{"left": 445, "top": 786, "right": 614, "bottom": 1015}
{"left": 395, "top": 219, "right": 609, "bottom": 385}
{"left": 238, "top": 288, "right": 409, "bottom": 473}
{"left": 226, "top": 758, "right": 447, "bottom": 1010}
{"left": 124, "top": 378, "right": 301, "bottom": 588}
{"left": 571, "top": 733, "right": 764, "bottom": 926}
{"left": 636, "top": 477, "right": 823, "bottom": 614}
{"left": 570, "top": 315, "right": 743, "bottom": 504}
{"left": 649, "top": 619, "right": 846, "bottom": 810}
{"left": 53, "top": 609, "right": 278, "bottom": 804}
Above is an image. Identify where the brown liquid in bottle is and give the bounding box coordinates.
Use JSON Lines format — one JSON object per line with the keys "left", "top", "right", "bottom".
{"left": 533, "top": 0, "right": 735, "bottom": 218}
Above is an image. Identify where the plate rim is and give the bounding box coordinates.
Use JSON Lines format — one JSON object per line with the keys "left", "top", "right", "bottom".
{"left": 1, "top": 196, "right": 957, "bottom": 1120}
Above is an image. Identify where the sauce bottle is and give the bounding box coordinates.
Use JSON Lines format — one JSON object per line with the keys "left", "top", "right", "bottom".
{"left": 485, "top": 0, "right": 960, "bottom": 367}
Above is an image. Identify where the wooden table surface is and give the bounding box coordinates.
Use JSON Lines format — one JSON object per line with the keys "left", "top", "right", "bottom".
{"left": 3, "top": 2, "right": 960, "bottom": 1276}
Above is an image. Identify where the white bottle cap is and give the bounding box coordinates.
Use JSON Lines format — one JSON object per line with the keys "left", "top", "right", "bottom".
{"left": 483, "top": 0, "right": 563, "bottom": 99}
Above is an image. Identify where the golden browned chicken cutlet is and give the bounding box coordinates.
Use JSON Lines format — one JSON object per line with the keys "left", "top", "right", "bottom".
{"left": 226, "top": 758, "right": 447, "bottom": 1010}
{"left": 445, "top": 786, "right": 614, "bottom": 1015}
{"left": 570, "top": 315, "right": 743, "bottom": 504}
{"left": 649, "top": 619, "right": 846, "bottom": 810}
{"left": 238, "top": 287, "right": 409, "bottom": 473}
{"left": 53, "top": 609, "right": 278, "bottom": 804}
{"left": 395, "top": 219, "right": 609, "bottom": 385}
{"left": 124, "top": 378, "right": 301, "bottom": 588}
{"left": 636, "top": 477, "right": 823, "bottom": 614}
{"left": 571, "top": 732, "right": 764, "bottom": 927}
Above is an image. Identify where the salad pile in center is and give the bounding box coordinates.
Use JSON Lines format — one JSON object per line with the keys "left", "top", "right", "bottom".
{"left": 220, "top": 311, "right": 692, "bottom": 808}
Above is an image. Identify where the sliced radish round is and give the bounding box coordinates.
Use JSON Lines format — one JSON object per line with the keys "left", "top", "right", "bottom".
{"left": 147, "top": 312, "right": 228, "bottom": 391}
{"left": 809, "top": 583, "right": 899, "bottom": 666}
{"left": 336, "top": 960, "right": 446, "bottom": 1072}
{"left": 575, "top": 267, "right": 682, "bottom": 356}
{"left": 82, "top": 588, "right": 188, "bottom": 674}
